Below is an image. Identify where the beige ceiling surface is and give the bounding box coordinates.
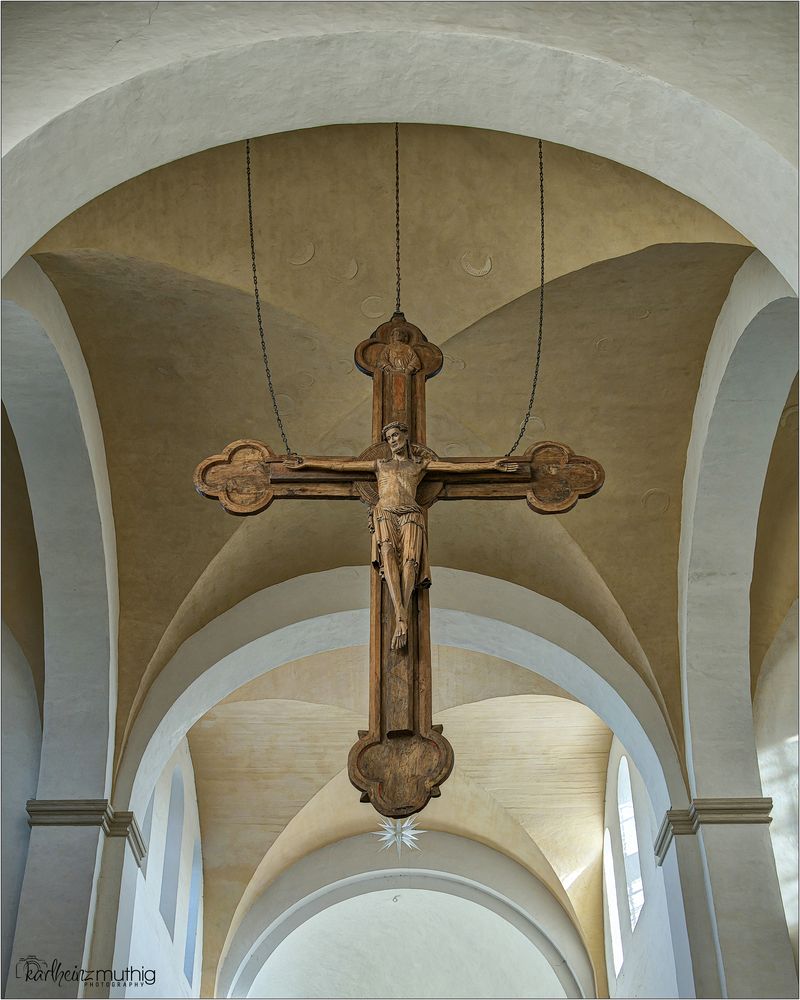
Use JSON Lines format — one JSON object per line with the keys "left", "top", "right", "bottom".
{"left": 430, "top": 242, "right": 754, "bottom": 738}
{"left": 193, "top": 647, "right": 578, "bottom": 996}
{"left": 1, "top": 407, "right": 44, "bottom": 713}
{"left": 751, "top": 378, "right": 799, "bottom": 693}
{"left": 220, "top": 644, "right": 576, "bottom": 716}
{"left": 227, "top": 768, "right": 582, "bottom": 963}
{"left": 438, "top": 695, "right": 612, "bottom": 981}
{"left": 142, "top": 444, "right": 651, "bottom": 744}
{"left": 34, "top": 125, "right": 746, "bottom": 345}
{"left": 25, "top": 123, "right": 758, "bottom": 764}
{"left": 216, "top": 765, "right": 604, "bottom": 997}
{"left": 33, "top": 238, "right": 748, "bottom": 761}
{"left": 188, "top": 656, "right": 611, "bottom": 998}
{"left": 189, "top": 698, "right": 362, "bottom": 997}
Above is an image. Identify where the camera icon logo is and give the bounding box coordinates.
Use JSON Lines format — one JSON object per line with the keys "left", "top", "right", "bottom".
{"left": 15, "top": 955, "right": 46, "bottom": 979}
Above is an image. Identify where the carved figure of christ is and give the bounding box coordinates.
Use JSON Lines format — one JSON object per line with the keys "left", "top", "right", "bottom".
{"left": 288, "top": 421, "right": 519, "bottom": 651}
{"left": 194, "top": 312, "right": 604, "bottom": 816}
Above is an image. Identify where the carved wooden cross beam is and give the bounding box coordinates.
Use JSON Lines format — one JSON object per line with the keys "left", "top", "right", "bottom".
{"left": 195, "top": 313, "right": 604, "bottom": 817}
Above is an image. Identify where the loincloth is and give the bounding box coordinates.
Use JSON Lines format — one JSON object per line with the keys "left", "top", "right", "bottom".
{"left": 370, "top": 503, "right": 432, "bottom": 589}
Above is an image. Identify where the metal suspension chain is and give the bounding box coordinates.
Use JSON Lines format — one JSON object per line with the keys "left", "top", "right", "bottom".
{"left": 245, "top": 138, "right": 294, "bottom": 455}
{"left": 506, "top": 138, "right": 545, "bottom": 456}
{"left": 395, "top": 122, "right": 401, "bottom": 314}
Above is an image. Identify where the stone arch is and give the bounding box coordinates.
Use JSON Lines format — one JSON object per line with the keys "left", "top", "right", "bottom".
{"left": 679, "top": 252, "right": 797, "bottom": 799}
{"left": 2, "top": 255, "right": 120, "bottom": 994}
{"left": 114, "top": 567, "right": 685, "bottom": 823}
{"left": 109, "top": 567, "right": 688, "bottom": 992}
{"left": 109, "top": 570, "right": 692, "bottom": 994}
{"left": 1, "top": 256, "right": 118, "bottom": 799}
{"left": 676, "top": 251, "right": 798, "bottom": 998}
{"left": 108, "top": 568, "right": 695, "bottom": 992}
{"left": 221, "top": 832, "right": 595, "bottom": 999}
{"left": 3, "top": 15, "right": 796, "bottom": 286}
{"left": 218, "top": 766, "right": 588, "bottom": 994}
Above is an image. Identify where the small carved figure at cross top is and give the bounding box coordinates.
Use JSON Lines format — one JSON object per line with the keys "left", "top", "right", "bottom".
{"left": 195, "top": 312, "right": 604, "bottom": 817}
{"left": 377, "top": 326, "right": 422, "bottom": 375}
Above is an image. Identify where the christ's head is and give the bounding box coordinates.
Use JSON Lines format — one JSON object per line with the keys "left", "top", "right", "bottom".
{"left": 390, "top": 327, "right": 410, "bottom": 344}
{"left": 382, "top": 421, "right": 409, "bottom": 456}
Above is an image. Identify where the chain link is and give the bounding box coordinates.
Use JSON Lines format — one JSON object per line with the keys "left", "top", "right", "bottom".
{"left": 395, "top": 122, "right": 401, "bottom": 314}
{"left": 506, "top": 139, "right": 545, "bottom": 456}
{"left": 245, "top": 138, "right": 294, "bottom": 455}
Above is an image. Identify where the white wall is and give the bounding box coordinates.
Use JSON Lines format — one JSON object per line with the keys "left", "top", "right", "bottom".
{"left": 248, "top": 888, "right": 567, "bottom": 999}
{"left": 1, "top": 623, "right": 41, "bottom": 993}
{"left": 754, "top": 602, "right": 799, "bottom": 966}
{"left": 223, "top": 831, "right": 593, "bottom": 999}
{"left": 603, "top": 737, "right": 679, "bottom": 998}
{"left": 122, "top": 740, "right": 203, "bottom": 998}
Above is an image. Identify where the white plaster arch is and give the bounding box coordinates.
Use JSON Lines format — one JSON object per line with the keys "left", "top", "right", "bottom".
{"left": 115, "top": 566, "right": 685, "bottom": 823}
{"left": 112, "top": 567, "right": 694, "bottom": 996}
{"left": 679, "top": 252, "right": 798, "bottom": 799}
{"left": 248, "top": 888, "right": 567, "bottom": 999}
{"left": 1, "top": 256, "right": 118, "bottom": 799}
{"left": 2, "top": 10, "right": 796, "bottom": 287}
{"left": 219, "top": 764, "right": 587, "bottom": 994}
{"left": 221, "top": 832, "right": 595, "bottom": 999}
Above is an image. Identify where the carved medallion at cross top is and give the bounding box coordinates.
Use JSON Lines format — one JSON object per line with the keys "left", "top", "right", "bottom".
{"left": 195, "top": 313, "right": 604, "bottom": 817}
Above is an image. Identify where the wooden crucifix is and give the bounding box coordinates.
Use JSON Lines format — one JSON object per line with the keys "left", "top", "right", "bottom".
{"left": 194, "top": 313, "right": 604, "bottom": 817}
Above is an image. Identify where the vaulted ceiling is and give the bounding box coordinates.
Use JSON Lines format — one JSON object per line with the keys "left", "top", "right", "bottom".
{"left": 26, "top": 124, "right": 756, "bottom": 748}
{"left": 188, "top": 647, "right": 610, "bottom": 995}
{"left": 3, "top": 122, "right": 796, "bottom": 997}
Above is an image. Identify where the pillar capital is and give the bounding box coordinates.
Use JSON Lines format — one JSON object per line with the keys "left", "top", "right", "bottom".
{"left": 655, "top": 796, "right": 772, "bottom": 865}
{"left": 26, "top": 799, "right": 145, "bottom": 866}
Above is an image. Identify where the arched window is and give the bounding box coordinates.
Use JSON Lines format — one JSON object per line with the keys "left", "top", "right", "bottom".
{"left": 140, "top": 790, "right": 155, "bottom": 877}
{"left": 159, "top": 768, "right": 185, "bottom": 938}
{"left": 603, "top": 829, "right": 624, "bottom": 976}
{"left": 183, "top": 840, "right": 203, "bottom": 985}
{"left": 617, "top": 756, "right": 644, "bottom": 929}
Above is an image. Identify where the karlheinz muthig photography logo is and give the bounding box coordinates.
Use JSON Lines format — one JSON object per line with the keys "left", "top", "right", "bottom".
{"left": 15, "top": 955, "right": 156, "bottom": 989}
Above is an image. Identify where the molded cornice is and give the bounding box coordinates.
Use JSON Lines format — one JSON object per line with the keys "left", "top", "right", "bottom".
{"left": 655, "top": 797, "right": 772, "bottom": 864}
{"left": 27, "top": 798, "right": 146, "bottom": 866}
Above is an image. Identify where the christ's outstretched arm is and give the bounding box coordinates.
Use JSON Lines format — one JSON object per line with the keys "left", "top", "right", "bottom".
{"left": 425, "top": 458, "right": 522, "bottom": 474}
{"left": 286, "top": 456, "right": 375, "bottom": 473}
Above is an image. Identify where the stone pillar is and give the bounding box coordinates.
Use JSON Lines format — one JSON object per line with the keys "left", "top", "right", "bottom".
{"left": 86, "top": 824, "right": 144, "bottom": 999}
{"left": 1, "top": 626, "right": 42, "bottom": 994}
{"left": 657, "top": 815, "right": 722, "bottom": 998}
{"left": 8, "top": 801, "right": 143, "bottom": 999}
{"left": 657, "top": 798, "right": 797, "bottom": 998}
{"left": 699, "top": 815, "right": 796, "bottom": 999}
